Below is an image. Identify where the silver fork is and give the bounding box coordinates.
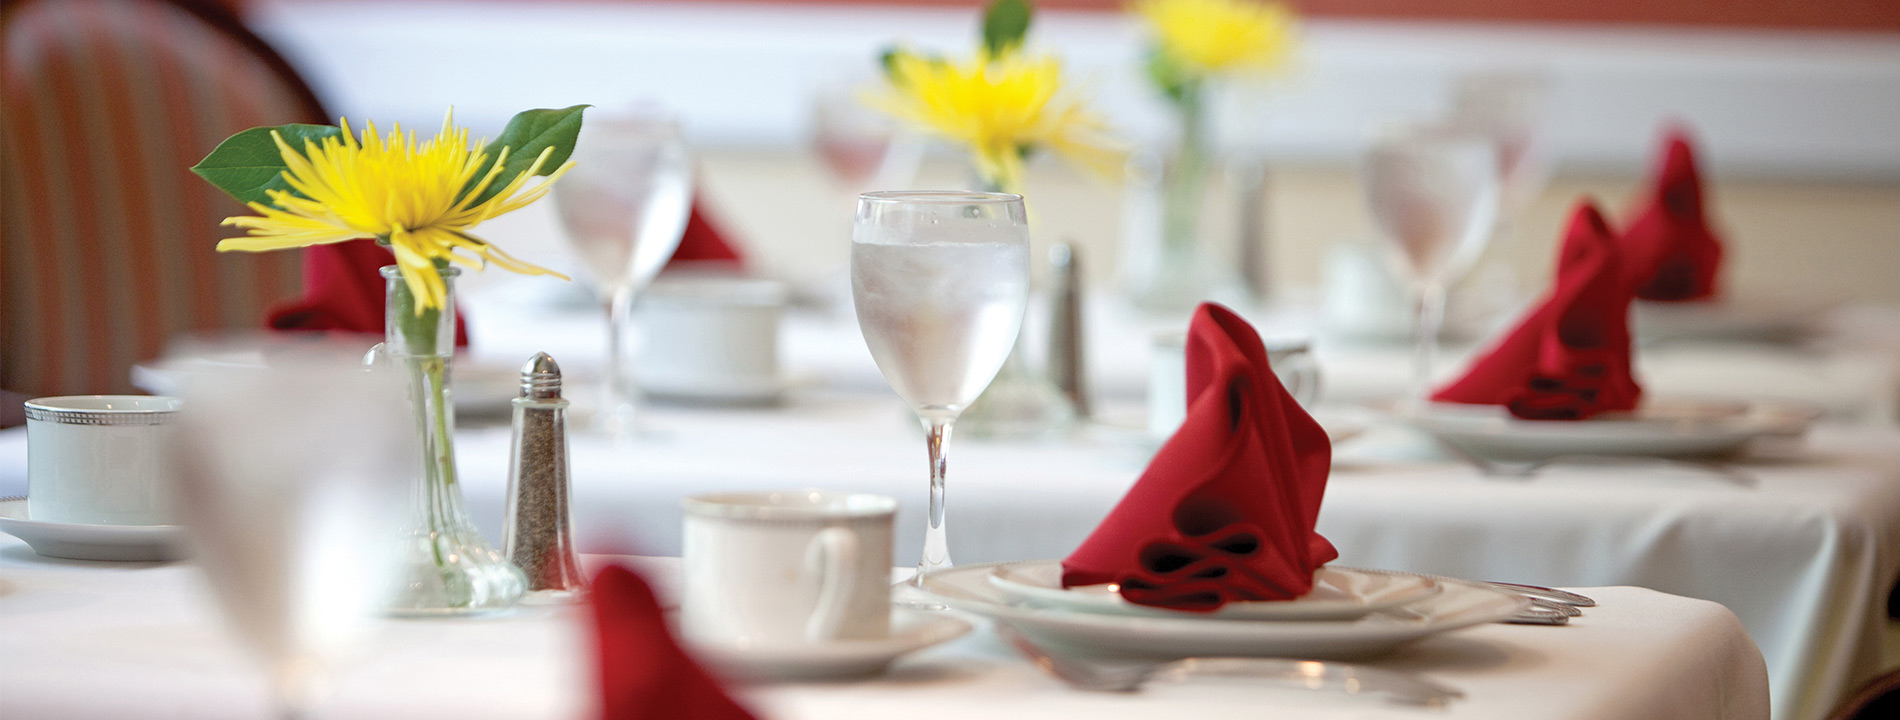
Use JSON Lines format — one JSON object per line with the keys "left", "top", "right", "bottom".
{"left": 997, "top": 624, "right": 1465, "bottom": 706}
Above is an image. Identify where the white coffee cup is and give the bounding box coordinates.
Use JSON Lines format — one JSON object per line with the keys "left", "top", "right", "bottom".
{"left": 1148, "top": 333, "right": 1321, "bottom": 439}
{"left": 25, "top": 395, "right": 182, "bottom": 525}
{"left": 638, "top": 276, "right": 786, "bottom": 403}
{"left": 680, "top": 490, "right": 895, "bottom": 647}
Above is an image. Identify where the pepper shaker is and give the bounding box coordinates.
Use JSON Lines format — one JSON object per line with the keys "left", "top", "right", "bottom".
{"left": 504, "top": 352, "right": 587, "bottom": 601}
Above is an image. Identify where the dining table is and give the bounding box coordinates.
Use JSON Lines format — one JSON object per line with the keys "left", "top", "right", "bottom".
{"left": 0, "top": 544, "right": 1768, "bottom": 720}
{"left": 2, "top": 290, "right": 1895, "bottom": 720}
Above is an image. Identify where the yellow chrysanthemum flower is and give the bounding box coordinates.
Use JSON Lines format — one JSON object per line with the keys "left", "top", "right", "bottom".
{"left": 1136, "top": 0, "right": 1296, "bottom": 77}
{"left": 871, "top": 50, "right": 1119, "bottom": 193}
{"left": 218, "top": 111, "right": 570, "bottom": 313}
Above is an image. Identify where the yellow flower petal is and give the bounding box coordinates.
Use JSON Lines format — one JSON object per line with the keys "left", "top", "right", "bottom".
{"left": 214, "top": 108, "right": 573, "bottom": 304}
{"left": 870, "top": 48, "right": 1122, "bottom": 191}
{"left": 1136, "top": 0, "right": 1296, "bottom": 77}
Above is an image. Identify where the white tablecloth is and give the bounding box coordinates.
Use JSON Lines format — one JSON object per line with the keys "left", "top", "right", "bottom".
{"left": 0, "top": 548, "right": 1767, "bottom": 720}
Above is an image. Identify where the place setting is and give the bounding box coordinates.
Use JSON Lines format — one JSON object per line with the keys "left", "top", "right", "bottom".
{"left": 1362, "top": 129, "right": 1819, "bottom": 475}
{"left": 908, "top": 303, "right": 1568, "bottom": 676}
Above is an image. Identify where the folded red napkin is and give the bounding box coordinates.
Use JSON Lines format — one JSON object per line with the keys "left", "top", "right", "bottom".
{"left": 267, "top": 239, "right": 471, "bottom": 347}
{"left": 1432, "top": 202, "right": 1642, "bottom": 420}
{"left": 1621, "top": 129, "right": 1723, "bottom": 301}
{"left": 1063, "top": 303, "right": 1336, "bottom": 611}
{"left": 591, "top": 565, "right": 759, "bottom": 720}
{"left": 670, "top": 203, "right": 746, "bottom": 267}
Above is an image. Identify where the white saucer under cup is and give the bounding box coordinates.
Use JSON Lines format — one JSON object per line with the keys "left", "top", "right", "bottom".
{"left": 25, "top": 395, "right": 182, "bottom": 526}
{"left": 680, "top": 490, "right": 895, "bottom": 647}
{"left": 639, "top": 276, "right": 786, "bottom": 402}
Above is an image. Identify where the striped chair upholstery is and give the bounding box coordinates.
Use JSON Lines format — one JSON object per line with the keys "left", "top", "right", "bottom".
{"left": 1, "top": 0, "right": 325, "bottom": 396}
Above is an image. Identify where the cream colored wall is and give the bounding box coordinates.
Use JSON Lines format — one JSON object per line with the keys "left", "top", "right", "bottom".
{"left": 695, "top": 148, "right": 1900, "bottom": 304}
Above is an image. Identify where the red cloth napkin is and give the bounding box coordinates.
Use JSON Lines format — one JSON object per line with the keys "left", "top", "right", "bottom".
{"left": 1062, "top": 303, "right": 1336, "bottom": 611}
{"left": 1432, "top": 202, "right": 1642, "bottom": 420}
{"left": 266, "top": 239, "right": 471, "bottom": 347}
{"left": 669, "top": 203, "right": 746, "bottom": 267}
{"left": 1621, "top": 129, "right": 1723, "bottom": 301}
{"left": 590, "top": 565, "right": 760, "bottom": 720}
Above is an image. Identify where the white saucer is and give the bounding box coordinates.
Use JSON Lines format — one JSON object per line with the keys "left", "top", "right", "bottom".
{"left": 1402, "top": 398, "right": 1805, "bottom": 463}
{"left": 689, "top": 607, "right": 971, "bottom": 681}
{"left": 988, "top": 561, "right": 1441, "bottom": 622}
{"left": 0, "top": 499, "right": 188, "bottom": 562}
{"left": 920, "top": 562, "right": 1526, "bottom": 661}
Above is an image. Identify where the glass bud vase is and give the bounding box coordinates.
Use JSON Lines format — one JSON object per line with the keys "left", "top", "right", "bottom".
{"left": 381, "top": 265, "right": 527, "bottom": 615}
{"left": 1123, "top": 91, "right": 1220, "bottom": 317}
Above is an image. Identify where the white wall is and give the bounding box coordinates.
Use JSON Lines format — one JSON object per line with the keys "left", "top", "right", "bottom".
{"left": 256, "top": 1, "right": 1900, "bottom": 179}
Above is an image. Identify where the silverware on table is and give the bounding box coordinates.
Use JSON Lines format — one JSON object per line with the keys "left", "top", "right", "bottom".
{"left": 997, "top": 624, "right": 1465, "bottom": 706}
{"left": 1487, "top": 582, "right": 1596, "bottom": 608}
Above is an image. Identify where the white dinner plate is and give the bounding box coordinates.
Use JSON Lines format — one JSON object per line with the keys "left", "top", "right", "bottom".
{"left": 688, "top": 607, "right": 971, "bottom": 681}
{"left": 1402, "top": 398, "right": 1807, "bottom": 463}
{"left": 919, "top": 562, "right": 1527, "bottom": 661}
{"left": 0, "top": 499, "right": 188, "bottom": 562}
{"left": 988, "top": 561, "right": 1441, "bottom": 622}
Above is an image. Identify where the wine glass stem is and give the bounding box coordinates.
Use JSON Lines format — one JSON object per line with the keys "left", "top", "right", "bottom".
{"left": 603, "top": 285, "right": 640, "bottom": 439}
{"left": 920, "top": 418, "right": 954, "bottom": 576}
{"left": 1411, "top": 281, "right": 1448, "bottom": 403}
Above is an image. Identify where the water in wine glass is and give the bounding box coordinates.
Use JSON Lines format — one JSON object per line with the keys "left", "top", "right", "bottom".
{"left": 852, "top": 238, "right": 1029, "bottom": 421}
{"left": 851, "top": 191, "right": 1030, "bottom": 577}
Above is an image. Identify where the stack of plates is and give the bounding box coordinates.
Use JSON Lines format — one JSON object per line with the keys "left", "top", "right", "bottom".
{"left": 918, "top": 560, "right": 1528, "bottom": 660}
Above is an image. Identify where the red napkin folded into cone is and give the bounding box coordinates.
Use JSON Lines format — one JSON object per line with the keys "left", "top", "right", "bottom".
{"left": 1621, "top": 129, "right": 1723, "bottom": 302}
{"left": 1063, "top": 303, "right": 1336, "bottom": 611}
{"left": 267, "top": 239, "right": 472, "bottom": 347}
{"left": 591, "top": 565, "right": 760, "bottom": 720}
{"left": 672, "top": 203, "right": 746, "bottom": 267}
{"left": 1432, "top": 202, "right": 1642, "bottom": 420}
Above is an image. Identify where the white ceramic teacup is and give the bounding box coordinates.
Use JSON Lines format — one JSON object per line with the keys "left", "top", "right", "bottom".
{"left": 638, "top": 276, "right": 786, "bottom": 403}
{"left": 1148, "top": 333, "right": 1321, "bottom": 439}
{"left": 25, "top": 395, "right": 182, "bottom": 526}
{"left": 680, "top": 490, "right": 895, "bottom": 647}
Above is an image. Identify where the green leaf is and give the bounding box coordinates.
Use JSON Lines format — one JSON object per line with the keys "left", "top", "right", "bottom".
{"left": 190, "top": 124, "right": 342, "bottom": 208}
{"left": 879, "top": 46, "right": 903, "bottom": 83}
{"left": 982, "top": 0, "right": 1033, "bottom": 57}
{"left": 464, "top": 105, "right": 590, "bottom": 206}
{"left": 1144, "top": 48, "right": 1200, "bottom": 107}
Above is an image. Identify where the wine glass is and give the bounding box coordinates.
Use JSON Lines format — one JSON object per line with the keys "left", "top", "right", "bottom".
{"left": 169, "top": 342, "right": 413, "bottom": 719}
{"left": 551, "top": 110, "right": 693, "bottom": 441}
{"left": 1361, "top": 124, "right": 1501, "bottom": 403}
{"left": 851, "top": 191, "right": 1030, "bottom": 576}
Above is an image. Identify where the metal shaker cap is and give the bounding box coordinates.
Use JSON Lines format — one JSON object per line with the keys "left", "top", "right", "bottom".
{"left": 519, "top": 352, "right": 563, "bottom": 399}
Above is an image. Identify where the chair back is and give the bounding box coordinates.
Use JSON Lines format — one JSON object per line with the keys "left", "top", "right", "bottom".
{"left": 2, "top": 0, "right": 325, "bottom": 395}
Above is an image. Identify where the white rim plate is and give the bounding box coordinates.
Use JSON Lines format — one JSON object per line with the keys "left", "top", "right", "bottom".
{"left": 920, "top": 562, "right": 1528, "bottom": 661}
{"left": 1402, "top": 398, "right": 1810, "bottom": 462}
{"left": 0, "top": 499, "right": 188, "bottom": 562}
{"left": 688, "top": 607, "right": 971, "bottom": 681}
{"left": 988, "top": 561, "right": 1441, "bottom": 621}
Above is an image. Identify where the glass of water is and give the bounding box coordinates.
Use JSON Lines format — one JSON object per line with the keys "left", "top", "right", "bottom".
{"left": 851, "top": 191, "right": 1030, "bottom": 576}
{"left": 552, "top": 109, "right": 693, "bottom": 442}
{"left": 1361, "top": 124, "right": 1500, "bottom": 403}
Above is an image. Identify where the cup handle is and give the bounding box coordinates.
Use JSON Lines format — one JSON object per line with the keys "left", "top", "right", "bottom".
{"left": 803, "top": 526, "right": 859, "bottom": 642}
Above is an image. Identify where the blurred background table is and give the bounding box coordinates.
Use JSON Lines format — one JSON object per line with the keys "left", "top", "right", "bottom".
{"left": 0, "top": 547, "right": 1767, "bottom": 720}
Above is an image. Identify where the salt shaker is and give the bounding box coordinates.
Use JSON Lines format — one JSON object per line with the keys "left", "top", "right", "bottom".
{"left": 504, "top": 352, "right": 587, "bottom": 601}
